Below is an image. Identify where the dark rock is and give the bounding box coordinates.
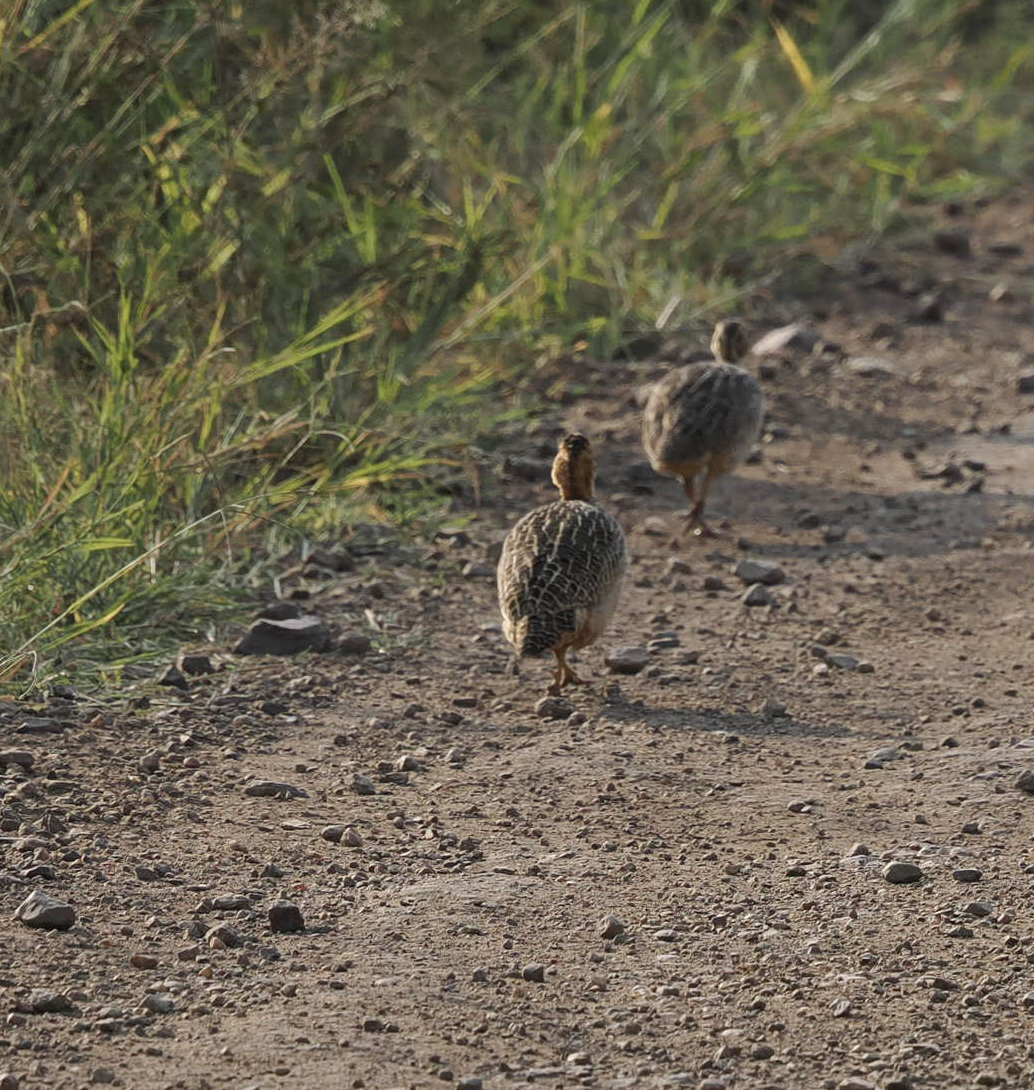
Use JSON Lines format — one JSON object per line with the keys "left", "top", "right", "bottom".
{"left": 15, "top": 890, "right": 76, "bottom": 929}
{"left": 268, "top": 901, "right": 305, "bottom": 933}
{"left": 158, "top": 665, "right": 189, "bottom": 690}
{"left": 235, "top": 615, "right": 332, "bottom": 655}
{"left": 1017, "top": 373, "right": 1034, "bottom": 395}
{"left": 338, "top": 634, "right": 372, "bottom": 654}
{"left": 243, "top": 780, "right": 308, "bottom": 799}
{"left": 178, "top": 653, "right": 216, "bottom": 676}
{"left": 933, "top": 229, "right": 971, "bottom": 257}
{"left": 535, "top": 696, "right": 575, "bottom": 720}
{"left": 0, "top": 750, "right": 34, "bottom": 770}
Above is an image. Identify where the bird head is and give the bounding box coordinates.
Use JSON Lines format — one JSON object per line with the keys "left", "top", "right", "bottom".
{"left": 710, "top": 319, "right": 749, "bottom": 363}
{"left": 551, "top": 432, "right": 595, "bottom": 501}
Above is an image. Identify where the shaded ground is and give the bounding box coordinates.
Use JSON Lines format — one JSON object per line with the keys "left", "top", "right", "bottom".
{"left": 3, "top": 191, "right": 1034, "bottom": 1090}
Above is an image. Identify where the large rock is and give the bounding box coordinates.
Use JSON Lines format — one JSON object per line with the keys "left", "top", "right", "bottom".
{"left": 234, "top": 615, "right": 332, "bottom": 656}
{"left": 15, "top": 890, "right": 76, "bottom": 930}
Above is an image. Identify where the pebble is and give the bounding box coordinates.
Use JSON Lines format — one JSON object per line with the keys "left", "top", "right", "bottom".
{"left": 522, "top": 963, "right": 546, "bottom": 982}
{"left": 733, "top": 558, "right": 785, "bottom": 585}
{"left": 604, "top": 646, "right": 650, "bottom": 674}
{"left": 952, "top": 868, "right": 982, "bottom": 883}
{"left": 268, "top": 901, "right": 305, "bottom": 933}
{"left": 243, "top": 780, "right": 308, "bottom": 799}
{"left": 234, "top": 614, "right": 332, "bottom": 655}
{"left": 1014, "top": 769, "right": 1034, "bottom": 793}
{"left": 751, "top": 1043, "right": 775, "bottom": 1060}
{"left": 882, "top": 861, "right": 924, "bottom": 884}
{"left": 963, "top": 901, "right": 993, "bottom": 918}
{"left": 141, "top": 993, "right": 175, "bottom": 1014}
{"left": 352, "top": 774, "right": 377, "bottom": 796}
{"left": 847, "top": 843, "right": 871, "bottom": 857}
{"left": 752, "top": 323, "right": 822, "bottom": 355}
{"left": 205, "top": 924, "right": 242, "bottom": 948}
{"left": 1018, "top": 373, "right": 1034, "bottom": 395}
{"left": 0, "top": 1074, "right": 18, "bottom": 1090}
{"left": 90, "top": 1069, "right": 116, "bottom": 1084}
{"left": 18, "top": 989, "right": 72, "bottom": 1014}
{"left": 178, "top": 652, "right": 215, "bottom": 675}
{"left": 742, "top": 584, "right": 772, "bottom": 607}
{"left": 14, "top": 890, "right": 76, "bottom": 930}
{"left": 599, "top": 915, "right": 626, "bottom": 940}
{"left": 457, "top": 1079, "right": 483, "bottom": 1090}
{"left": 702, "top": 575, "right": 727, "bottom": 591}
{"left": 535, "top": 696, "right": 575, "bottom": 720}
{"left": 321, "top": 825, "right": 346, "bottom": 843}
{"left": 130, "top": 954, "right": 158, "bottom": 969}
{"left": 0, "top": 750, "right": 34, "bottom": 770}
{"left": 212, "top": 894, "right": 251, "bottom": 910}
{"left": 338, "top": 634, "right": 372, "bottom": 654}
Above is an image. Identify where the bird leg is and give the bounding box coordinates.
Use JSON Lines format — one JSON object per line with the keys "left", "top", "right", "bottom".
{"left": 547, "top": 646, "right": 586, "bottom": 695}
{"left": 684, "top": 468, "right": 717, "bottom": 538}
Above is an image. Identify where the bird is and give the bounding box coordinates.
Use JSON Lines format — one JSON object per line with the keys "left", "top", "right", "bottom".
{"left": 641, "top": 318, "right": 764, "bottom": 539}
{"left": 497, "top": 433, "right": 628, "bottom": 696}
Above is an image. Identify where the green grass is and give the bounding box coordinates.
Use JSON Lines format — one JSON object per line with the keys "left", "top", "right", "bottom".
{"left": 1, "top": 0, "right": 1032, "bottom": 693}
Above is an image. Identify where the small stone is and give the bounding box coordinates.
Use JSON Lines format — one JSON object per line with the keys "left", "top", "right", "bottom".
{"left": 847, "top": 843, "right": 871, "bottom": 857}
{"left": 1014, "top": 769, "right": 1034, "bottom": 793}
{"left": 90, "top": 1069, "right": 116, "bottom": 1085}
{"left": 338, "top": 634, "right": 372, "bottom": 654}
{"left": 157, "top": 665, "right": 189, "bottom": 690}
{"left": 963, "top": 901, "right": 993, "bottom": 918}
{"left": 752, "top": 324, "right": 822, "bottom": 355}
{"left": 204, "top": 924, "right": 242, "bottom": 948}
{"left": 268, "top": 901, "right": 305, "bottom": 933}
{"left": 0, "top": 1074, "right": 18, "bottom": 1090}
{"left": 535, "top": 696, "right": 574, "bottom": 720}
{"left": 933, "top": 228, "right": 972, "bottom": 257}
{"left": 1018, "top": 373, "right": 1034, "bottom": 395}
{"left": 321, "top": 825, "right": 345, "bottom": 843}
{"left": 604, "top": 646, "right": 650, "bottom": 675}
{"left": 761, "top": 698, "right": 787, "bottom": 719}
{"left": 19, "top": 989, "right": 73, "bottom": 1014}
{"left": 14, "top": 890, "right": 76, "bottom": 930}
{"left": 352, "top": 774, "right": 377, "bottom": 796}
{"left": 952, "top": 868, "right": 982, "bottom": 883}
{"left": 342, "top": 827, "right": 363, "bottom": 847}
{"left": 457, "top": 1079, "right": 484, "bottom": 1090}
{"left": 234, "top": 615, "right": 332, "bottom": 656}
{"left": 751, "top": 1043, "right": 775, "bottom": 1060}
{"left": 842, "top": 356, "right": 899, "bottom": 378}
{"left": 178, "top": 652, "right": 215, "bottom": 676}
{"left": 599, "top": 915, "right": 626, "bottom": 940}
{"left": 1022, "top": 992, "right": 1034, "bottom": 1009}
{"left": 653, "top": 928, "right": 679, "bottom": 941}
{"left": 702, "top": 575, "right": 727, "bottom": 591}
{"left": 733, "top": 558, "right": 785, "bottom": 585}
{"left": 0, "top": 750, "right": 34, "bottom": 770}
{"left": 522, "top": 963, "right": 546, "bottom": 983}
{"left": 138, "top": 751, "right": 162, "bottom": 773}
{"left": 142, "top": 993, "right": 175, "bottom": 1014}
{"left": 243, "top": 780, "right": 308, "bottom": 799}
{"left": 742, "top": 584, "right": 772, "bottom": 607}
{"left": 882, "top": 861, "right": 924, "bottom": 884}
{"left": 130, "top": 953, "right": 158, "bottom": 969}
{"left": 211, "top": 894, "right": 251, "bottom": 910}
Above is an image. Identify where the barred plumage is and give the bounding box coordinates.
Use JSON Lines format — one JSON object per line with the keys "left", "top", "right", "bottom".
{"left": 497, "top": 434, "right": 628, "bottom": 694}
{"left": 642, "top": 319, "right": 764, "bottom": 538}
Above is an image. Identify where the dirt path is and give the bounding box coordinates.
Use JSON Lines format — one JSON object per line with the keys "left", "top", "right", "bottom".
{"left": 3, "top": 192, "right": 1034, "bottom": 1090}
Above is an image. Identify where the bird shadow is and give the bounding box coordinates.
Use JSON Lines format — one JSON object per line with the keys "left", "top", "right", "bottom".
{"left": 597, "top": 697, "right": 852, "bottom": 740}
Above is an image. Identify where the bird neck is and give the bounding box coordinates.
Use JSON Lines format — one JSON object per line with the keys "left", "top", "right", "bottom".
{"left": 552, "top": 454, "right": 595, "bottom": 501}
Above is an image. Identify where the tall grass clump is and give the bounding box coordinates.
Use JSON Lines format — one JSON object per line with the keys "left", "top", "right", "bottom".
{"left": 1, "top": 0, "right": 1032, "bottom": 691}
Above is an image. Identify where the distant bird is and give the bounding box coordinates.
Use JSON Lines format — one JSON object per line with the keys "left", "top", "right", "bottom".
{"left": 642, "top": 319, "right": 764, "bottom": 539}
{"left": 497, "top": 433, "right": 628, "bottom": 695}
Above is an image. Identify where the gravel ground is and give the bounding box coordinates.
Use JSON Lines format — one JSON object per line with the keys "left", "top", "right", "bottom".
{"left": 3, "top": 192, "right": 1034, "bottom": 1090}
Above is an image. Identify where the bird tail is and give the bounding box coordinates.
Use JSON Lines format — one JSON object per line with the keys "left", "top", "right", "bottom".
{"left": 510, "top": 614, "right": 564, "bottom": 658}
